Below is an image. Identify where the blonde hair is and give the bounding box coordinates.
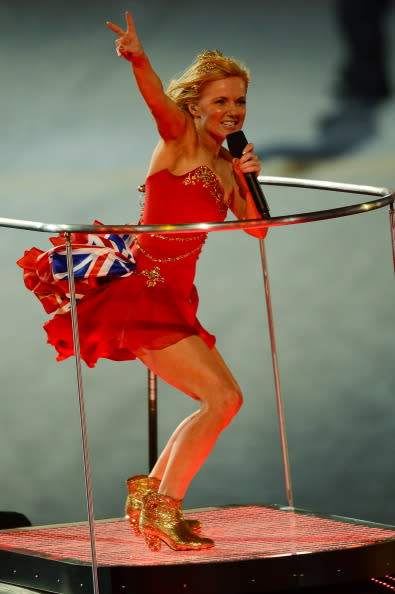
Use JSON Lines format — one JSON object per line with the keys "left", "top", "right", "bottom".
{"left": 166, "top": 50, "right": 250, "bottom": 112}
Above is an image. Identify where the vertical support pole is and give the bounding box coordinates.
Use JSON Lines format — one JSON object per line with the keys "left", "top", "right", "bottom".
{"left": 259, "top": 238, "right": 295, "bottom": 509}
{"left": 65, "top": 233, "right": 100, "bottom": 594}
{"left": 389, "top": 202, "right": 395, "bottom": 276}
{"left": 148, "top": 369, "right": 158, "bottom": 472}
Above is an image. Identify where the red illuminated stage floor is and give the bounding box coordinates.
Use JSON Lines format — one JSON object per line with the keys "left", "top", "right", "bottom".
{"left": 0, "top": 504, "right": 395, "bottom": 593}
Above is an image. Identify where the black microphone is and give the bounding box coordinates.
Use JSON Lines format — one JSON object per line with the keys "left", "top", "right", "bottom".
{"left": 226, "top": 130, "right": 270, "bottom": 218}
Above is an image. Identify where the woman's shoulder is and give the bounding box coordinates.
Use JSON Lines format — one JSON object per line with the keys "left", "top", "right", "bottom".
{"left": 147, "top": 126, "right": 199, "bottom": 177}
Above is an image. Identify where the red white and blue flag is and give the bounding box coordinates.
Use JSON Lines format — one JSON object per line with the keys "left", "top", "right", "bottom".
{"left": 50, "top": 231, "right": 136, "bottom": 281}
{"left": 17, "top": 223, "right": 137, "bottom": 315}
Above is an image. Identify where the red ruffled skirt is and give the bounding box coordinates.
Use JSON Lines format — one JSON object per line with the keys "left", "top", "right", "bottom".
{"left": 17, "top": 229, "right": 215, "bottom": 368}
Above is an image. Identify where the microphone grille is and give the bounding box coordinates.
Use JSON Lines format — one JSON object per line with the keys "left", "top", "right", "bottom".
{"left": 226, "top": 131, "right": 247, "bottom": 158}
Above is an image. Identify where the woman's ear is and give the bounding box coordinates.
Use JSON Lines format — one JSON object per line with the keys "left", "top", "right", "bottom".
{"left": 188, "top": 103, "right": 200, "bottom": 117}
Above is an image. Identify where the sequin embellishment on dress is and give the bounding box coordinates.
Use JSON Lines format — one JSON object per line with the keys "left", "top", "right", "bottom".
{"left": 182, "top": 166, "right": 228, "bottom": 214}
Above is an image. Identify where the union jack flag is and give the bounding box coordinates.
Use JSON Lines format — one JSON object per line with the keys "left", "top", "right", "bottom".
{"left": 18, "top": 223, "right": 137, "bottom": 315}
{"left": 50, "top": 230, "right": 136, "bottom": 281}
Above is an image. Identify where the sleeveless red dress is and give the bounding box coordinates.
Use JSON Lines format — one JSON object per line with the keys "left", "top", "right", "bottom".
{"left": 17, "top": 166, "right": 230, "bottom": 367}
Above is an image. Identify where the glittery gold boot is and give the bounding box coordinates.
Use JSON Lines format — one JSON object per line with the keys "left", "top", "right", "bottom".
{"left": 125, "top": 475, "right": 160, "bottom": 536}
{"left": 125, "top": 475, "right": 201, "bottom": 536}
{"left": 139, "top": 491, "right": 214, "bottom": 552}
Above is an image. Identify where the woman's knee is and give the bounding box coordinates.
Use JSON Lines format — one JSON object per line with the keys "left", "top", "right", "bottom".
{"left": 206, "top": 384, "right": 243, "bottom": 428}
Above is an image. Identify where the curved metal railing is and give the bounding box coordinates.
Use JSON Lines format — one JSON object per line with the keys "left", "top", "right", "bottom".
{"left": 0, "top": 176, "right": 394, "bottom": 235}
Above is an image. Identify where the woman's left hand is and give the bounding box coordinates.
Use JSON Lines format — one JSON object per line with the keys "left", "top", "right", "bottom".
{"left": 232, "top": 142, "right": 268, "bottom": 239}
{"left": 234, "top": 142, "right": 261, "bottom": 175}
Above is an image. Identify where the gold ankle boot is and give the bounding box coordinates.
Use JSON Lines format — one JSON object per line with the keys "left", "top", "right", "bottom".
{"left": 139, "top": 491, "right": 214, "bottom": 552}
{"left": 125, "top": 475, "right": 201, "bottom": 536}
{"left": 125, "top": 475, "right": 160, "bottom": 536}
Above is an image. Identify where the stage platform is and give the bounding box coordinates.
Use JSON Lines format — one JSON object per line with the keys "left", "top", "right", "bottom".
{"left": 0, "top": 504, "right": 395, "bottom": 594}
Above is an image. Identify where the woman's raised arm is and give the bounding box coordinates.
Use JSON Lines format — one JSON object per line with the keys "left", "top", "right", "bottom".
{"left": 106, "top": 11, "right": 187, "bottom": 140}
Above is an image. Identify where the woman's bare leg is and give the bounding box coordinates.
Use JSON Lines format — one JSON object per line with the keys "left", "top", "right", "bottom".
{"left": 148, "top": 410, "right": 200, "bottom": 481}
{"left": 138, "top": 335, "right": 243, "bottom": 500}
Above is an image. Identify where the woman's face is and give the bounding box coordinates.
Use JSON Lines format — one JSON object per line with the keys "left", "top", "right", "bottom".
{"left": 190, "top": 76, "right": 247, "bottom": 140}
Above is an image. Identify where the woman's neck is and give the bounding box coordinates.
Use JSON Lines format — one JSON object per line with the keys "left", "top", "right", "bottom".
{"left": 196, "top": 128, "right": 224, "bottom": 160}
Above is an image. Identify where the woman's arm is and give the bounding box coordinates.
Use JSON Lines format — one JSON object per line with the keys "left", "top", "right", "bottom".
{"left": 229, "top": 144, "right": 268, "bottom": 239}
{"left": 106, "top": 11, "right": 187, "bottom": 141}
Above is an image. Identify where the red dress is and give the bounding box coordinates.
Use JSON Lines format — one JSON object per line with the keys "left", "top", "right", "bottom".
{"left": 17, "top": 166, "right": 230, "bottom": 367}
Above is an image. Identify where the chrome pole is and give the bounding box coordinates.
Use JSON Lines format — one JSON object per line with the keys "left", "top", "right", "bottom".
{"left": 259, "top": 238, "right": 294, "bottom": 509}
{"left": 148, "top": 369, "right": 158, "bottom": 471}
{"left": 65, "top": 233, "right": 100, "bottom": 594}
{"left": 389, "top": 203, "right": 395, "bottom": 276}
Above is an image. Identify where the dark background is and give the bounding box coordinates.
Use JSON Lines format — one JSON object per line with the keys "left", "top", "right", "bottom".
{"left": 0, "top": 0, "right": 394, "bottom": 528}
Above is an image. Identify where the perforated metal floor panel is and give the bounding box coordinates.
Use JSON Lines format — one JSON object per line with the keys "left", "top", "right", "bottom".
{"left": 0, "top": 505, "right": 394, "bottom": 594}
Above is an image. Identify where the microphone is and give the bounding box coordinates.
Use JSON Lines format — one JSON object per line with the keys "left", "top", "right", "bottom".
{"left": 226, "top": 131, "right": 270, "bottom": 218}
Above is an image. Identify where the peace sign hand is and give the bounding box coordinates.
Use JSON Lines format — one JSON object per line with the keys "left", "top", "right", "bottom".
{"left": 106, "top": 11, "right": 144, "bottom": 63}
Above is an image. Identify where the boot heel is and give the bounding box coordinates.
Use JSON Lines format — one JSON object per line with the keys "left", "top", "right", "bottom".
{"left": 143, "top": 532, "right": 161, "bottom": 552}
{"left": 126, "top": 513, "right": 141, "bottom": 537}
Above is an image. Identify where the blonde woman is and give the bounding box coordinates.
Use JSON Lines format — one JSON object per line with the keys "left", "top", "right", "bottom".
{"left": 19, "top": 10, "right": 266, "bottom": 552}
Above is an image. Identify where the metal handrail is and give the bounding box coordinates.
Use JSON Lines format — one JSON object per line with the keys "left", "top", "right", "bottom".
{"left": 0, "top": 176, "right": 393, "bottom": 235}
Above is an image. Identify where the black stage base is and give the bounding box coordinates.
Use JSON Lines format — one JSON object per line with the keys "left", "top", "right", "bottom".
{"left": 0, "top": 504, "right": 395, "bottom": 594}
